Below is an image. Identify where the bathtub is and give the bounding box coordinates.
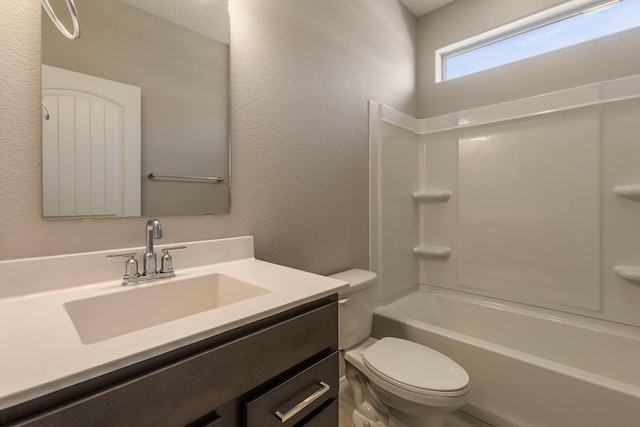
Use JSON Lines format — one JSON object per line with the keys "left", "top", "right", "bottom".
{"left": 372, "top": 286, "right": 640, "bottom": 427}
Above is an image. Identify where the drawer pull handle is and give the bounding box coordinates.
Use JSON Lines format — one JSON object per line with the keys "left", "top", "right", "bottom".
{"left": 274, "top": 381, "right": 331, "bottom": 423}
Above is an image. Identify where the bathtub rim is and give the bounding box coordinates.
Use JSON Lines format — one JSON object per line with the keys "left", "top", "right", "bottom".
{"left": 374, "top": 285, "right": 640, "bottom": 400}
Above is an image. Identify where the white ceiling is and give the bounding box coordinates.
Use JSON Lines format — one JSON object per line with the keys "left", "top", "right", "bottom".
{"left": 400, "top": 0, "right": 455, "bottom": 17}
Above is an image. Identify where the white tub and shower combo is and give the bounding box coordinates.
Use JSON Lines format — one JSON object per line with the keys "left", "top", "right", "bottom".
{"left": 368, "top": 74, "right": 640, "bottom": 426}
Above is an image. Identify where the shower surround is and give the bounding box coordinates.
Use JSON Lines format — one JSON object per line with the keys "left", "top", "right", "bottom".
{"left": 369, "top": 74, "right": 640, "bottom": 425}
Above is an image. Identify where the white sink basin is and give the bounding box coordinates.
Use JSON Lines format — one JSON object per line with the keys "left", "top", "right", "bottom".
{"left": 64, "top": 273, "right": 271, "bottom": 344}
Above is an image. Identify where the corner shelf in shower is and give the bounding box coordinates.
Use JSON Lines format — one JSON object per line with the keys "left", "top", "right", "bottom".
{"left": 612, "top": 185, "right": 640, "bottom": 201}
{"left": 413, "top": 190, "right": 452, "bottom": 203}
{"left": 413, "top": 245, "right": 451, "bottom": 258}
{"left": 613, "top": 265, "right": 640, "bottom": 282}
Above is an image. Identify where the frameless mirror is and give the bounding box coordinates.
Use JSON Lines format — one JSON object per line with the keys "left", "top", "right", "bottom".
{"left": 41, "top": 0, "right": 230, "bottom": 218}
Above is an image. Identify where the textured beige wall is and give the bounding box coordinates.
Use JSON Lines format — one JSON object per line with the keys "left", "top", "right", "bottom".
{"left": 418, "top": 0, "right": 640, "bottom": 117}
{"left": 0, "top": 0, "right": 416, "bottom": 275}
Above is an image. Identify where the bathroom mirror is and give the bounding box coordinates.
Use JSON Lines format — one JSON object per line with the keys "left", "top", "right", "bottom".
{"left": 41, "top": 0, "right": 230, "bottom": 218}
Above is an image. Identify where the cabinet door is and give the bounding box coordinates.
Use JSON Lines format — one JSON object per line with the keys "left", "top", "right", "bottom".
{"left": 244, "top": 352, "right": 338, "bottom": 427}
{"left": 187, "top": 411, "right": 222, "bottom": 426}
{"left": 301, "top": 399, "right": 338, "bottom": 427}
{"left": 185, "top": 399, "right": 239, "bottom": 427}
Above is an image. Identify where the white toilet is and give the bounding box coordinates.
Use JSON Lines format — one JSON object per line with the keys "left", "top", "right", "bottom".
{"left": 331, "top": 269, "right": 469, "bottom": 427}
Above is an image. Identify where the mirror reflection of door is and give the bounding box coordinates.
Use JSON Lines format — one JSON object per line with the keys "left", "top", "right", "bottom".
{"left": 42, "top": 65, "right": 141, "bottom": 218}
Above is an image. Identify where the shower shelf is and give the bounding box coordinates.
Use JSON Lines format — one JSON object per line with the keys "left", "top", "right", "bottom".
{"left": 413, "top": 245, "right": 451, "bottom": 258}
{"left": 612, "top": 185, "right": 640, "bottom": 200}
{"left": 613, "top": 265, "right": 640, "bottom": 282}
{"left": 413, "top": 190, "right": 452, "bottom": 203}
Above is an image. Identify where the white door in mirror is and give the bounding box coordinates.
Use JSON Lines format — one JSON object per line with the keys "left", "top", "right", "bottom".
{"left": 42, "top": 65, "right": 141, "bottom": 218}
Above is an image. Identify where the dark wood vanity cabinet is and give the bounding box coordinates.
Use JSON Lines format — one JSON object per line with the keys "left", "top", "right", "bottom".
{"left": 1, "top": 296, "right": 339, "bottom": 427}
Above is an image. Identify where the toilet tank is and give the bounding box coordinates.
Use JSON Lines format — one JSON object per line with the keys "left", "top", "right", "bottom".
{"left": 329, "top": 269, "right": 377, "bottom": 350}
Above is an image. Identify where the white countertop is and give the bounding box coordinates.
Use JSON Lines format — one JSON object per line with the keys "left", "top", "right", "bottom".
{"left": 0, "top": 237, "right": 347, "bottom": 411}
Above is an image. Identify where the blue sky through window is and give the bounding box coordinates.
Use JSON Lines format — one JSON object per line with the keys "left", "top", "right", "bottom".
{"left": 444, "top": 0, "right": 640, "bottom": 80}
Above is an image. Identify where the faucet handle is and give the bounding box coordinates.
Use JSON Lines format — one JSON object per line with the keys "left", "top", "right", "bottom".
{"left": 160, "top": 246, "right": 187, "bottom": 273}
{"left": 106, "top": 252, "right": 140, "bottom": 284}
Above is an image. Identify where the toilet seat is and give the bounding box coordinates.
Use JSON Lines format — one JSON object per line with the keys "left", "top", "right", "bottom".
{"left": 362, "top": 337, "right": 469, "bottom": 397}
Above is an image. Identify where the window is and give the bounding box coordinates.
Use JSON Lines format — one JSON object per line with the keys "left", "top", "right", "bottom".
{"left": 436, "top": 0, "right": 640, "bottom": 82}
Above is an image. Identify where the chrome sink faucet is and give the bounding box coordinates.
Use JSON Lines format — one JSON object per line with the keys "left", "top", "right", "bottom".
{"left": 143, "top": 218, "right": 163, "bottom": 276}
{"left": 107, "top": 219, "right": 186, "bottom": 286}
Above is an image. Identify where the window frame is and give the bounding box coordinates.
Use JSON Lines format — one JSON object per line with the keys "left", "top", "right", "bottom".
{"left": 435, "top": 0, "right": 623, "bottom": 82}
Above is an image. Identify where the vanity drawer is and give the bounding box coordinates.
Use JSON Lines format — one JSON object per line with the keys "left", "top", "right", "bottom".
{"left": 244, "top": 352, "right": 338, "bottom": 426}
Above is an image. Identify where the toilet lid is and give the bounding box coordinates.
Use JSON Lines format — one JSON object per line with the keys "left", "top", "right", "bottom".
{"left": 363, "top": 337, "right": 469, "bottom": 393}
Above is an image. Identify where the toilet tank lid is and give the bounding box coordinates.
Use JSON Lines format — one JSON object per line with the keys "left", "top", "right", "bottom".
{"left": 329, "top": 269, "right": 376, "bottom": 295}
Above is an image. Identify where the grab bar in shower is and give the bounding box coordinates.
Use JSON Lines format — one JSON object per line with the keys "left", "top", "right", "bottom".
{"left": 146, "top": 173, "right": 225, "bottom": 183}
{"left": 41, "top": 0, "right": 81, "bottom": 40}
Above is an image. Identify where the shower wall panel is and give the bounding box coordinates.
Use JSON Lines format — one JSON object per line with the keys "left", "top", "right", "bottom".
{"left": 457, "top": 108, "right": 601, "bottom": 311}
{"left": 370, "top": 74, "right": 640, "bottom": 326}
{"left": 369, "top": 103, "right": 420, "bottom": 301}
